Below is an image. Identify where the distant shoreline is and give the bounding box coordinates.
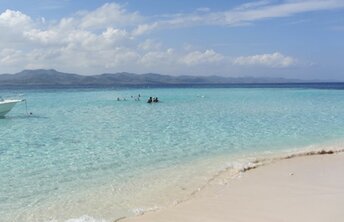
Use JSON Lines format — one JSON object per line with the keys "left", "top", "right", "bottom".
{"left": 0, "top": 69, "right": 326, "bottom": 88}
{"left": 1, "top": 82, "right": 344, "bottom": 90}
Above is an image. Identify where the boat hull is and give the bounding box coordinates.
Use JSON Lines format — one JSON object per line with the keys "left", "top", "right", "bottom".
{"left": 0, "top": 100, "right": 20, "bottom": 117}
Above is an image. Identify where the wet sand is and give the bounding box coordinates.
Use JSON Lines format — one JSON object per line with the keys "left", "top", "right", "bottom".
{"left": 123, "top": 152, "right": 344, "bottom": 222}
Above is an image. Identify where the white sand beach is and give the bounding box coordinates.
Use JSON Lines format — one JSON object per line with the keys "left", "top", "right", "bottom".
{"left": 123, "top": 152, "right": 344, "bottom": 222}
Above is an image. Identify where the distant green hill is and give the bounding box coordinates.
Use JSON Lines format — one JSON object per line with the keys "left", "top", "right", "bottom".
{"left": 0, "top": 69, "right": 303, "bottom": 87}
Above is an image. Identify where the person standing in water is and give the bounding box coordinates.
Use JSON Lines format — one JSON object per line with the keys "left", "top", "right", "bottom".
{"left": 147, "top": 97, "right": 153, "bottom": 103}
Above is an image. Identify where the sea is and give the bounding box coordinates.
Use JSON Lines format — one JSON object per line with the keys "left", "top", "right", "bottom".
{"left": 1, "top": 83, "right": 344, "bottom": 222}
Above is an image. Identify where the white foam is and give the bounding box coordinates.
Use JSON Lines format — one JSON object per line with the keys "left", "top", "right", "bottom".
{"left": 226, "top": 159, "right": 261, "bottom": 173}
{"left": 64, "top": 215, "right": 108, "bottom": 222}
{"left": 132, "top": 206, "right": 159, "bottom": 216}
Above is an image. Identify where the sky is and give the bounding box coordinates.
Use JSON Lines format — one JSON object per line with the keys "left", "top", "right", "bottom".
{"left": 0, "top": 0, "right": 344, "bottom": 80}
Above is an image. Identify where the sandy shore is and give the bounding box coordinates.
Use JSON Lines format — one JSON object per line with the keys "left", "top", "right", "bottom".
{"left": 123, "top": 152, "right": 344, "bottom": 222}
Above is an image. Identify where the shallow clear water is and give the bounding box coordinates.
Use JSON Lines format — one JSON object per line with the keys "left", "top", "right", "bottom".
{"left": 1, "top": 87, "right": 344, "bottom": 221}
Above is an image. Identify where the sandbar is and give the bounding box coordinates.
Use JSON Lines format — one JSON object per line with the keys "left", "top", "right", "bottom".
{"left": 123, "top": 152, "right": 344, "bottom": 222}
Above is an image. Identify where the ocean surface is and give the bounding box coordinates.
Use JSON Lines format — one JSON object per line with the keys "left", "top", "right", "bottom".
{"left": 1, "top": 84, "right": 344, "bottom": 222}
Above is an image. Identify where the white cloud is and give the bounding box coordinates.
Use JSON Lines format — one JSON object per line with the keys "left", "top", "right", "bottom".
{"left": 0, "top": 49, "right": 24, "bottom": 65}
{"left": 138, "top": 39, "right": 162, "bottom": 51}
{"left": 233, "top": 1, "right": 271, "bottom": 11}
{"left": 101, "top": 27, "right": 128, "bottom": 43}
{"left": 140, "top": 48, "right": 175, "bottom": 67}
{"left": 218, "top": 0, "right": 344, "bottom": 26}
{"left": 196, "top": 7, "right": 211, "bottom": 13}
{"left": 233, "top": 52, "right": 296, "bottom": 68}
{"left": 217, "top": 0, "right": 344, "bottom": 26}
{"left": 0, "top": 1, "right": 329, "bottom": 75}
{"left": 0, "top": 10, "right": 34, "bottom": 47}
{"left": 24, "top": 29, "right": 60, "bottom": 45}
{"left": 130, "top": 0, "right": 344, "bottom": 34}
{"left": 79, "top": 3, "right": 142, "bottom": 29}
{"left": 0, "top": 9, "right": 32, "bottom": 28}
{"left": 132, "top": 23, "right": 158, "bottom": 36}
{"left": 181, "top": 50, "right": 224, "bottom": 66}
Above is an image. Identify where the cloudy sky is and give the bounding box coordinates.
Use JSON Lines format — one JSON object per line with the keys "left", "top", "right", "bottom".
{"left": 0, "top": 0, "right": 343, "bottom": 80}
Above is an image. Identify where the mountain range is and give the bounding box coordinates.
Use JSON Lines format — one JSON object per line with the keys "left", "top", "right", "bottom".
{"left": 0, "top": 69, "right": 305, "bottom": 87}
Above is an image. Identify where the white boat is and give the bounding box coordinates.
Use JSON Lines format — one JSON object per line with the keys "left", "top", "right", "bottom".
{"left": 0, "top": 98, "right": 23, "bottom": 117}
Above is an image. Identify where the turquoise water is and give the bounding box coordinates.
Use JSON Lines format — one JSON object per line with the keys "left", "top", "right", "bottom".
{"left": 1, "top": 87, "right": 344, "bottom": 221}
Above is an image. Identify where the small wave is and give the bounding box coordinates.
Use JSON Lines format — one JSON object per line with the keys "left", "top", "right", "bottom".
{"left": 227, "top": 147, "right": 344, "bottom": 174}
{"left": 48, "top": 147, "right": 344, "bottom": 222}
{"left": 280, "top": 148, "right": 344, "bottom": 160}
{"left": 124, "top": 146, "right": 344, "bottom": 221}
{"left": 176, "top": 147, "right": 344, "bottom": 206}
{"left": 132, "top": 206, "right": 160, "bottom": 216}
{"left": 63, "top": 215, "right": 108, "bottom": 222}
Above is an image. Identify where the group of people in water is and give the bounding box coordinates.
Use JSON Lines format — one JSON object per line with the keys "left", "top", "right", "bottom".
{"left": 116, "top": 94, "right": 141, "bottom": 101}
{"left": 116, "top": 94, "right": 159, "bottom": 103}
{"left": 147, "top": 97, "right": 159, "bottom": 103}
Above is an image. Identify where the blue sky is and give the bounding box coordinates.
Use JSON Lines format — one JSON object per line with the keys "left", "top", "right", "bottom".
{"left": 0, "top": 0, "right": 343, "bottom": 80}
